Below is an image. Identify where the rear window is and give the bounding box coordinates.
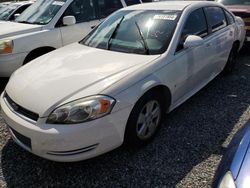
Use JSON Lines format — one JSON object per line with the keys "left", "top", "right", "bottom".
{"left": 205, "top": 7, "right": 227, "bottom": 33}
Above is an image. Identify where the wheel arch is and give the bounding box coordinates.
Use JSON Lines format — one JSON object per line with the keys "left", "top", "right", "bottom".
{"left": 123, "top": 83, "right": 172, "bottom": 145}
{"left": 140, "top": 84, "right": 172, "bottom": 113}
{"left": 23, "top": 46, "right": 56, "bottom": 64}
{"left": 233, "top": 40, "right": 240, "bottom": 52}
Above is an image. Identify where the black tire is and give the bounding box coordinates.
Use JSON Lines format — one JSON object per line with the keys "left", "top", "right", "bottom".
{"left": 222, "top": 44, "right": 238, "bottom": 74}
{"left": 124, "top": 91, "right": 166, "bottom": 147}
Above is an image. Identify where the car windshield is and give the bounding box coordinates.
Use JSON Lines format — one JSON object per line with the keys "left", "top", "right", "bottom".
{"left": 0, "top": 4, "right": 19, "bottom": 20}
{"left": 81, "top": 10, "right": 181, "bottom": 55}
{"left": 16, "top": 0, "right": 67, "bottom": 25}
{"left": 217, "top": 0, "right": 250, "bottom": 5}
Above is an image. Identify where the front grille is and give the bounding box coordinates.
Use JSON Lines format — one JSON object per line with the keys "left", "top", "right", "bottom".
{"left": 9, "top": 127, "right": 32, "bottom": 150}
{"left": 4, "top": 93, "right": 39, "bottom": 122}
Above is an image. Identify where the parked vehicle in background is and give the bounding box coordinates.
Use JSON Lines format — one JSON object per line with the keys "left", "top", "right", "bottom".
{"left": 0, "top": 1, "right": 34, "bottom": 21}
{"left": 214, "top": 120, "right": 250, "bottom": 188}
{"left": 0, "top": 1, "right": 245, "bottom": 162}
{"left": 217, "top": 0, "right": 250, "bottom": 42}
{"left": 125, "top": 0, "right": 143, "bottom": 5}
{"left": 0, "top": 2, "right": 11, "bottom": 9}
{"left": 0, "top": 0, "right": 142, "bottom": 77}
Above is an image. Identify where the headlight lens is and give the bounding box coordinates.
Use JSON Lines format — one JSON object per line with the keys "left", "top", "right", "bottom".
{"left": 46, "top": 95, "right": 116, "bottom": 124}
{"left": 0, "top": 40, "right": 14, "bottom": 54}
{"left": 219, "top": 171, "right": 236, "bottom": 188}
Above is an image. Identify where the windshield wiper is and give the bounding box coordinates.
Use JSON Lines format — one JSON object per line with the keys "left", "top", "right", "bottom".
{"left": 135, "top": 21, "right": 150, "bottom": 55}
{"left": 17, "top": 20, "right": 43, "bottom": 25}
{"left": 107, "top": 16, "right": 124, "bottom": 50}
{"left": 17, "top": 20, "right": 32, "bottom": 24}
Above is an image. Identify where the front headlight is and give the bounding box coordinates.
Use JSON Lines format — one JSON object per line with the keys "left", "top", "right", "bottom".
{"left": 0, "top": 40, "right": 14, "bottom": 54}
{"left": 46, "top": 95, "right": 116, "bottom": 124}
{"left": 219, "top": 171, "right": 236, "bottom": 188}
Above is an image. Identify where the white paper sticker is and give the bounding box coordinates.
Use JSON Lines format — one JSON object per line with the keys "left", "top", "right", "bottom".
{"left": 153, "top": 14, "right": 177, "bottom": 21}
{"left": 52, "top": 1, "right": 65, "bottom": 6}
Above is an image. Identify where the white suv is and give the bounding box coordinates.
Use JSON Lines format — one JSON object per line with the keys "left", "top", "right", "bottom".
{"left": 0, "top": 0, "right": 142, "bottom": 77}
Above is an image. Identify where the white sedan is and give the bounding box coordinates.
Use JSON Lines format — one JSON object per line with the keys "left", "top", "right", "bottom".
{"left": 0, "top": 1, "right": 34, "bottom": 21}
{"left": 0, "top": 0, "right": 142, "bottom": 77}
{"left": 1, "top": 1, "right": 246, "bottom": 162}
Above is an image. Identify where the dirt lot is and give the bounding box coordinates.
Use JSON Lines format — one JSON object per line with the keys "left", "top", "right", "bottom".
{"left": 0, "top": 46, "right": 249, "bottom": 187}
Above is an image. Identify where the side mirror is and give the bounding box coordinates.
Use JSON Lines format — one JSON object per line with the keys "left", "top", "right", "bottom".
{"left": 14, "top": 13, "right": 20, "bottom": 19}
{"left": 63, "top": 16, "right": 76, "bottom": 26}
{"left": 184, "top": 35, "right": 204, "bottom": 48}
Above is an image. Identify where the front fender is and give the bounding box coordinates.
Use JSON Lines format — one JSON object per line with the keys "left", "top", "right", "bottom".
{"left": 112, "top": 74, "right": 164, "bottom": 112}
{"left": 11, "top": 29, "right": 62, "bottom": 54}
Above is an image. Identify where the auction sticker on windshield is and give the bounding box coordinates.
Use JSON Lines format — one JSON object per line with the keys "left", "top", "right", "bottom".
{"left": 52, "top": 1, "right": 65, "bottom": 6}
{"left": 153, "top": 14, "right": 178, "bottom": 20}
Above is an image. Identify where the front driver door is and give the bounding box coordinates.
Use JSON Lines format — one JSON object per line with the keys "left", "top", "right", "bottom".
{"left": 173, "top": 8, "right": 213, "bottom": 103}
{"left": 59, "top": 0, "right": 100, "bottom": 46}
{"left": 59, "top": 0, "right": 124, "bottom": 46}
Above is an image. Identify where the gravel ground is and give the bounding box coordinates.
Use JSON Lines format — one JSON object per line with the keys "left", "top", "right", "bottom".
{"left": 0, "top": 46, "right": 249, "bottom": 188}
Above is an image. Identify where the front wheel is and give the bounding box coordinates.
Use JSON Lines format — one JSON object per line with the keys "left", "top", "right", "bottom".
{"left": 124, "top": 91, "right": 165, "bottom": 147}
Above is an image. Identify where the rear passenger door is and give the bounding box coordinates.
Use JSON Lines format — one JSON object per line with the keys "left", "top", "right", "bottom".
{"left": 204, "top": 6, "right": 235, "bottom": 73}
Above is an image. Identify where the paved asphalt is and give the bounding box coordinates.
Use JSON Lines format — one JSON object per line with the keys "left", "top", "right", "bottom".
{"left": 0, "top": 46, "right": 249, "bottom": 187}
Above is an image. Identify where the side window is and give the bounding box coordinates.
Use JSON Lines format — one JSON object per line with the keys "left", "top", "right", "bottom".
{"left": 224, "top": 10, "right": 234, "bottom": 25}
{"left": 176, "top": 8, "right": 208, "bottom": 52}
{"left": 9, "top": 4, "right": 30, "bottom": 20}
{"left": 97, "top": 0, "right": 123, "bottom": 19}
{"left": 64, "top": 0, "right": 97, "bottom": 23}
{"left": 15, "top": 4, "right": 30, "bottom": 14}
{"left": 125, "top": 0, "right": 141, "bottom": 6}
{"left": 205, "top": 7, "right": 227, "bottom": 33}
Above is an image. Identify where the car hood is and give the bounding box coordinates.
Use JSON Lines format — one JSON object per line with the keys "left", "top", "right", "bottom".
{"left": 0, "top": 21, "right": 42, "bottom": 39}
{"left": 214, "top": 121, "right": 250, "bottom": 187}
{"left": 236, "top": 147, "right": 250, "bottom": 187}
{"left": 234, "top": 121, "right": 250, "bottom": 187}
{"left": 6, "top": 43, "right": 160, "bottom": 116}
{"left": 226, "top": 5, "right": 250, "bottom": 13}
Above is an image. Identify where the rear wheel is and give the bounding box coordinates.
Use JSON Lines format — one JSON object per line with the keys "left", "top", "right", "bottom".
{"left": 124, "top": 91, "right": 165, "bottom": 147}
{"left": 222, "top": 44, "right": 238, "bottom": 74}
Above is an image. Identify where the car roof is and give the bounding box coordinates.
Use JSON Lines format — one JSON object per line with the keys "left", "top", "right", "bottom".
{"left": 0, "top": 2, "right": 11, "bottom": 4}
{"left": 124, "top": 1, "right": 221, "bottom": 11}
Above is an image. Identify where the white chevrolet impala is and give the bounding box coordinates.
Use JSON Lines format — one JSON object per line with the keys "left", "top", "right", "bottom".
{"left": 0, "top": 1, "right": 246, "bottom": 162}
